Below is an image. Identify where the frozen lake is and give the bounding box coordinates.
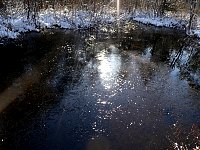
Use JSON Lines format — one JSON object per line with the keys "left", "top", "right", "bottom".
{"left": 0, "top": 22, "right": 200, "bottom": 150}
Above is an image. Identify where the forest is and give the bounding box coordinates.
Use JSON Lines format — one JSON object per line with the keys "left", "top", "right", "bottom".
{"left": 0, "top": 0, "right": 200, "bottom": 38}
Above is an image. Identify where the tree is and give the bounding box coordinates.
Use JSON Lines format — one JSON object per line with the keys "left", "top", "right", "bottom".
{"left": 188, "top": 0, "right": 198, "bottom": 33}
{"left": 0, "top": 0, "right": 4, "bottom": 8}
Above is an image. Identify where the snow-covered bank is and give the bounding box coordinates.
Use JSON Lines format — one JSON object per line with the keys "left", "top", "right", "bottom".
{"left": 0, "top": 9, "right": 200, "bottom": 39}
{"left": 131, "top": 14, "right": 200, "bottom": 38}
{"left": 0, "top": 16, "right": 38, "bottom": 39}
{"left": 0, "top": 8, "right": 119, "bottom": 39}
{"left": 132, "top": 16, "right": 187, "bottom": 29}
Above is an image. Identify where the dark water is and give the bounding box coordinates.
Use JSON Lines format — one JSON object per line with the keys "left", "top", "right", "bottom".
{"left": 0, "top": 22, "right": 200, "bottom": 150}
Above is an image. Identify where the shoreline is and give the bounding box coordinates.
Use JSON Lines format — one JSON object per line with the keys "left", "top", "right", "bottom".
{"left": 0, "top": 10, "right": 200, "bottom": 39}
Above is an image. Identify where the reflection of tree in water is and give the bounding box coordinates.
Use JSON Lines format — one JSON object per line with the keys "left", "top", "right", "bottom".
{"left": 138, "top": 60, "right": 157, "bottom": 86}
{"left": 120, "top": 29, "right": 182, "bottom": 85}
{"left": 181, "top": 50, "right": 200, "bottom": 90}
{"left": 151, "top": 33, "right": 171, "bottom": 62}
{"left": 119, "top": 26, "right": 148, "bottom": 53}
{"left": 120, "top": 27, "right": 200, "bottom": 89}
{"left": 171, "top": 37, "right": 200, "bottom": 90}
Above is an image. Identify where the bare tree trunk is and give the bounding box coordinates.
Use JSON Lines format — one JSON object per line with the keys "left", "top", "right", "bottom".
{"left": 93, "top": 1, "right": 96, "bottom": 14}
{"left": 188, "top": 0, "right": 197, "bottom": 34}
{"left": 158, "top": 0, "right": 167, "bottom": 17}
{"left": 32, "top": 0, "right": 38, "bottom": 28}
{"left": 133, "top": 0, "right": 139, "bottom": 15}
{"left": 0, "top": 0, "right": 4, "bottom": 8}
{"left": 27, "top": 0, "right": 30, "bottom": 19}
{"left": 52, "top": 0, "right": 56, "bottom": 9}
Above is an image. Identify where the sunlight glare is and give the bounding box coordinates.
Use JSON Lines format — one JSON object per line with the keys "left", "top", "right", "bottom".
{"left": 97, "top": 45, "right": 121, "bottom": 90}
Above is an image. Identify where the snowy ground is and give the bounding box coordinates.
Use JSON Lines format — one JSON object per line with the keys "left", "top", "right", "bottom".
{"left": 0, "top": 8, "right": 119, "bottom": 39}
{"left": 0, "top": 9, "right": 200, "bottom": 39}
{"left": 132, "top": 16, "right": 187, "bottom": 29}
{"left": 131, "top": 12, "right": 200, "bottom": 38}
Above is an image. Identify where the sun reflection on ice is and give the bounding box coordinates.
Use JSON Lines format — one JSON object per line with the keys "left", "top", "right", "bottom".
{"left": 97, "top": 45, "right": 121, "bottom": 90}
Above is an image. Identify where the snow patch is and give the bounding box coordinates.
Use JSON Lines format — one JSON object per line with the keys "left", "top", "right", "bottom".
{"left": 132, "top": 16, "right": 187, "bottom": 29}
{"left": 191, "top": 30, "right": 200, "bottom": 38}
{"left": 0, "top": 9, "right": 121, "bottom": 39}
{"left": 1, "top": 9, "right": 200, "bottom": 39}
{"left": 130, "top": 12, "right": 200, "bottom": 38}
